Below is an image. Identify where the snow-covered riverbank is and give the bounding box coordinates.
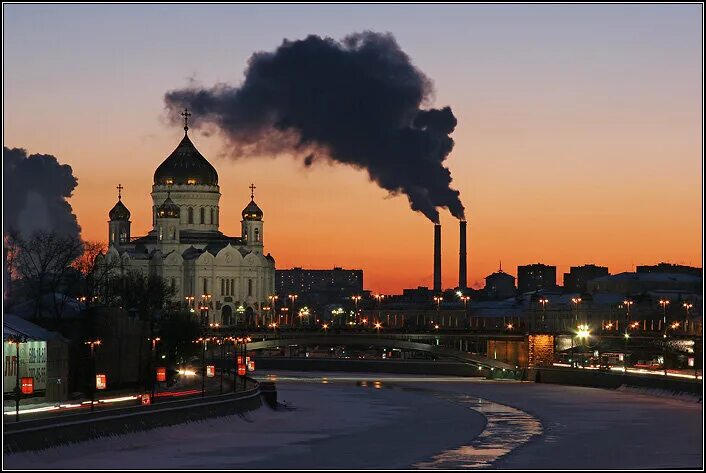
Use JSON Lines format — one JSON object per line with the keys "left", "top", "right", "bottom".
{"left": 4, "top": 371, "right": 702, "bottom": 469}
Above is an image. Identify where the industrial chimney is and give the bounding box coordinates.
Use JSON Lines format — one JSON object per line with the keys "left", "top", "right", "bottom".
{"left": 459, "top": 220, "right": 467, "bottom": 289}
{"left": 433, "top": 224, "right": 442, "bottom": 292}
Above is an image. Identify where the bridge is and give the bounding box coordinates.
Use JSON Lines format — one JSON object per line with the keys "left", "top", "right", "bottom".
{"left": 244, "top": 333, "right": 519, "bottom": 373}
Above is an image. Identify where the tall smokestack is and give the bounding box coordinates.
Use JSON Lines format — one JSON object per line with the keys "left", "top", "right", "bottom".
{"left": 433, "top": 224, "right": 442, "bottom": 292}
{"left": 459, "top": 220, "right": 467, "bottom": 289}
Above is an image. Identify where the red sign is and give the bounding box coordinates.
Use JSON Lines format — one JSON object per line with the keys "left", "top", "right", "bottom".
{"left": 237, "top": 356, "right": 244, "bottom": 365}
{"left": 141, "top": 394, "right": 151, "bottom": 405}
{"left": 96, "top": 374, "right": 107, "bottom": 390}
{"left": 247, "top": 361, "right": 255, "bottom": 372}
{"left": 237, "top": 364, "right": 246, "bottom": 376}
{"left": 21, "top": 377, "right": 34, "bottom": 395}
{"left": 156, "top": 367, "right": 166, "bottom": 382}
{"left": 206, "top": 365, "right": 215, "bottom": 378}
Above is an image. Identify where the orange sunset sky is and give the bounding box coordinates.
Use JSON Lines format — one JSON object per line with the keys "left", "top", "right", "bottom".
{"left": 4, "top": 5, "right": 703, "bottom": 293}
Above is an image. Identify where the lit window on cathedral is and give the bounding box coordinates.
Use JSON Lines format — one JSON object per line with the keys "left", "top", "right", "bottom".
{"left": 166, "top": 179, "right": 174, "bottom": 185}
{"left": 187, "top": 178, "right": 197, "bottom": 185}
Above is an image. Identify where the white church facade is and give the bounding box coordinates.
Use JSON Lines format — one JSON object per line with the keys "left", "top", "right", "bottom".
{"left": 102, "top": 110, "right": 275, "bottom": 326}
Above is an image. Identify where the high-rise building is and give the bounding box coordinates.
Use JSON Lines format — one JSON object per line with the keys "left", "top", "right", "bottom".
{"left": 563, "top": 264, "right": 610, "bottom": 293}
{"left": 636, "top": 263, "right": 702, "bottom": 277}
{"left": 276, "top": 267, "right": 363, "bottom": 303}
{"left": 517, "top": 263, "right": 557, "bottom": 293}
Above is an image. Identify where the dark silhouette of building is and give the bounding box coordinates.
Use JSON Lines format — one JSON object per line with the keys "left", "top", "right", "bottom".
{"left": 517, "top": 263, "right": 557, "bottom": 293}
{"left": 484, "top": 263, "right": 516, "bottom": 299}
{"left": 563, "top": 264, "right": 610, "bottom": 293}
{"left": 636, "top": 263, "right": 702, "bottom": 277}
{"left": 276, "top": 267, "right": 363, "bottom": 304}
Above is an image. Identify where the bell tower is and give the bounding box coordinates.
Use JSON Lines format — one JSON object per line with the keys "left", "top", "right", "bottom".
{"left": 241, "top": 184, "right": 264, "bottom": 254}
{"left": 108, "top": 184, "right": 131, "bottom": 248}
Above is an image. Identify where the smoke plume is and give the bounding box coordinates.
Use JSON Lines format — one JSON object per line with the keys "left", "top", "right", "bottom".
{"left": 3, "top": 147, "right": 81, "bottom": 239}
{"left": 164, "top": 32, "right": 465, "bottom": 222}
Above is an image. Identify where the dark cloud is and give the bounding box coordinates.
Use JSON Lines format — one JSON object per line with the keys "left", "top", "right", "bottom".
{"left": 3, "top": 147, "right": 81, "bottom": 239}
{"left": 164, "top": 31, "right": 465, "bottom": 222}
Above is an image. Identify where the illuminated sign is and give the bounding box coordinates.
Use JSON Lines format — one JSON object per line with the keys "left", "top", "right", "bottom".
{"left": 237, "top": 356, "right": 244, "bottom": 365}
{"left": 156, "top": 367, "right": 166, "bottom": 382}
{"left": 141, "top": 394, "right": 151, "bottom": 405}
{"left": 3, "top": 341, "right": 47, "bottom": 394}
{"left": 21, "top": 377, "right": 34, "bottom": 394}
{"left": 247, "top": 361, "right": 255, "bottom": 372}
{"left": 96, "top": 374, "right": 107, "bottom": 390}
{"left": 206, "top": 365, "right": 215, "bottom": 378}
{"left": 237, "top": 364, "right": 246, "bottom": 376}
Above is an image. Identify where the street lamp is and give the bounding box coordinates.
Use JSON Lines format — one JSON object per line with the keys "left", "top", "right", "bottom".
{"left": 433, "top": 295, "right": 442, "bottom": 330}
{"left": 460, "top": 295, "right": 471, "bottom": 329}
{"left": 538, "top": 297, "right": 549, "bottom": 331}
{"left": 683, "top": 302, "right": 694, "bottom": 333}
{"left": 373, "top": 294, "right": 385, "bottom": 325}
{"left": 193, "top": 337, "right": 208, "bottom": 397}
{"left": 374, "top": 322, "right": 382, "bottom": 335}
{"left": 351, "top": 295, "right": 362, "bottom": 323}
{"left": 622, "top": 299, "right": 634, "bottom": 333}
{"left": 298, "top": 306, "right": 310, "bottom": 327}
{"left": 6, "top": 335, "right": 26, "bottom": 422}
{"left": 84, "top": 339, "right": 102, "bottom": 411}
{"left": 268, "top": 295, "right": 279, "bottom": 326}
{"left": 659, "top": 299, "right": 670, "bottom": 331}
{"left": 150, "top": 337, "right": 161, "bottom": 402}
{"left": 662, "top": 321, "right": 681, "bottom": 377}
{"left": 322, "top": 323, "right": 329, "bottom": 335}
{"left": 571, "top": 297, "right": 582, "bottom": 330}
{"left": 288, "top": 294, "right": 298, "bottom": 327}
{"left": 185, "top": 295, "right": 195, "bottom": 313}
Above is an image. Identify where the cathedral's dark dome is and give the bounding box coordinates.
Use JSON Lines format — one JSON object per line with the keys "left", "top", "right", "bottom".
{"left": 153, "top": 134, "right": 218, "bottom": 186}
{"left": 242, "top": 199, "right": 263, "bottom": 221}
{"left": 109, "top": 199, "right": 130, "bottom": 221}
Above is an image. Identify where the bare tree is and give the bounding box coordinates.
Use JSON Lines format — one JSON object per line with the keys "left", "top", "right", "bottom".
{"left": 72, "top": 241, "right": 122, "bottom": 309}
{"left": 9, "top": 230, "right": 83, "bottom": 319}
{"left": 3, "top": 227, "right": 21, "bottom": 303}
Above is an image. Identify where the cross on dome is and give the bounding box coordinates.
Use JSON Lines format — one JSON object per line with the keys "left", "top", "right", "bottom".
{"left": 181, "top": 108, "right": 191, "bottom": 134}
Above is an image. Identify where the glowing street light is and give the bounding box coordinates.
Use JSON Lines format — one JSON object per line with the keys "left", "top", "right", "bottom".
{"left": 576, "top": 324, "right": 590, "bottom": 339}
{"left": 351, "top": 295, "right": 362, "bottom": 322}
{"left": 84, "top": 339, "right": 102, "bottom": 411}
{"left": 288, "top": 294, "right": 299, "bottom": 326}
{"left": 459, "top": 295, "right": 471, "bottom": 328}
{"left": 268, "top": 295, "right": 279, "bottom": 325}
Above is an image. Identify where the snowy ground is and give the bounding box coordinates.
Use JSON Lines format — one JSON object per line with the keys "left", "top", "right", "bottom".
{"left": 3, "top": 371, "right": 703, "bottom": 469}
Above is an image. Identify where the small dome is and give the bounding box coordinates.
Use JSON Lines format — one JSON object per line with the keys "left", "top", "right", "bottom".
{"left": 242, "top": 199, "right": 263, "bottom": 221}
{"left": 109, "top": 199, "right": 130, "bottom": 221}
{"left": 157, "top": 195, "right": 180, "bottom": 219}
{"left": 153, "top": 134, "right": 218, "bottom": 186}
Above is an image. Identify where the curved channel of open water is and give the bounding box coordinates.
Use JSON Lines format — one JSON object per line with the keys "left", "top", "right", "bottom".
{"left": 268, "top": 374, "right": 544, "bottom": 469}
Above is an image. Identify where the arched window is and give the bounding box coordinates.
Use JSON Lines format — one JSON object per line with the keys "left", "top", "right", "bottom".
{"left": 200, "top": 207, "right": 205, "bottom": 224}
{"left": 188, "top": 207, "right": 194, "bottom": 224}
{"left": 248, "top": 279, "right": 253, "bottom": 297}
{"left": 210, "top": 208, "right": 214, "bottom": 224}
{"left": 254, "top": 228, "right": 260, "bottom": 242}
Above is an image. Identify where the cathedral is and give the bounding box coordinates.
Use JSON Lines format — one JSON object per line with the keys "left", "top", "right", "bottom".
{"left": 103, "top": 110, "right": 276, "bottom": 326}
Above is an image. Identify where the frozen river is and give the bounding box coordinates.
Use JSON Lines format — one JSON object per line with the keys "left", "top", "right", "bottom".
{"left": 4, "top": 371, "right": 702, "bottom": 469}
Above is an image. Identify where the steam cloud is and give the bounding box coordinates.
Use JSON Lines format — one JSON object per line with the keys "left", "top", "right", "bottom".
{"left": 164, "top": 32, "right": 465, "bottom": 222}
{"left": 3, "top": 147, "right": 81, "bottom": 239}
